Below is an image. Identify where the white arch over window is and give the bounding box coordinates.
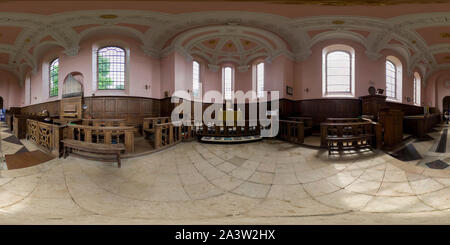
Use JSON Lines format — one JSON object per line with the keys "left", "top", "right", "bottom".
{"left": 386, "top": 55, "right": 403, "bottom": 102}
{"left": 414, "top": 72, "right": 421, "bottom": 106}
{"left": 322, "top": 44, "right": 355, "bottom": 97}
{"left": 222, "top": 66, "right": 234, "bottom": 101}
{"left": 192, "top": 61, "right": 200, "bottom": 98}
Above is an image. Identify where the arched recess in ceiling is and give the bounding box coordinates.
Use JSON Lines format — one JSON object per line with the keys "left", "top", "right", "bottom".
{"left": 77, "top": 25, "right": 145, "bottom": 47}
{"left": 165, "top": 25, "right": 294, "bottom": 67}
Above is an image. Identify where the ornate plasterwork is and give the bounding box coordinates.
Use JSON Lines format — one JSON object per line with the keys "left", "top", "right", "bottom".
{"left": 164, "top": 25, "right": 293, "bottom": 68}
{"left": 0, "top": 10, "right": 449, "bottom": 85}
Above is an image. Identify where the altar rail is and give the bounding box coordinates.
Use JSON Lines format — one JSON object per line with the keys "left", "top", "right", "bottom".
{"left": 195, "top": 120, "right": 261, "bottom": 137}
{"left": 320, "top": 119, "right": 382, "bottom": 149}
{"left": 64, "top": 124, "right": 135, "bottom": 153}
{"left": 278, "top": 120, "right": 305, "bottom": 144}
{"left": 26, "top": 119, "right": 64, "bottom": 156}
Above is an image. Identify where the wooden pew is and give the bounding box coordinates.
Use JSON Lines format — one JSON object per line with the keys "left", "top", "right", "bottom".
{"left": 64, "top": 124, "right": 134, "bottom": 154}
{"left": 320, "top": 119, "right": 382, "bottom": 153}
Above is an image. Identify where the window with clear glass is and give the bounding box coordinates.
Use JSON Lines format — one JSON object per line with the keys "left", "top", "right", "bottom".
{"left": 193, "top": 61, "right": 200, "bottom": 97}
{"left": 414, "top": 72, "right": 421, "bottom": 106}
{"left": 325, "top": 50, "right": 352, "bottom": 95}
{"left": 386, "top": 60, "right": 397, "bottom": 99}
{"left": 97, "top": 46, "right": 125, "bottom": 90}
{"left": 223, "top": 67, "right": 233, "bottom": 100}
{"left": 49, "top": 58, "right": 59, "bottom": 97}
{"left": 256, "top": 62, "right": 264, "bottom": 98}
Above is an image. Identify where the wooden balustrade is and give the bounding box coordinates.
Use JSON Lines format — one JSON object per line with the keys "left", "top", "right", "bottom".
{"left": 26, "top": 119, "right": 64, "bottom": 156}
{"left": 64, "top": 124, "right": 134, "bottom": 153}
{"left": 278, "top": 120, "right": 304, "bottom": 144}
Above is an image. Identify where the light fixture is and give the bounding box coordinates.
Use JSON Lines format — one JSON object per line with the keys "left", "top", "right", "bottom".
{"left": 100, "top": 14, "right": 118, "bottom": 19}
{"left": 440, "top": 32, "right": 450, "bottom": 38}
{"left": 332, "top": 20, "right": 345, "bottom": 25}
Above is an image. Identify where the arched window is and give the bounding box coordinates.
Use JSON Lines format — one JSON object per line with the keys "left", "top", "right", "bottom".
{"left": 414, "top": 72, "right": 421, "bottom": 106}
{"left": 322, "top": 45, "right": 355, "bottom": 97}
{"left": 49, "top": 58, "right": 59, "bottom": 97}
{"left": 386, "top": 56, "right": 402, "bottom": 102}
{"left": 256, "top": 62, "right": 264, "bottom": 98}
{"left": 97, "top": 46, "right": 126, "bottom": 90}
{"left": 222, "top": 66, "right": 234, "bottom": 100}
{"left": 192, "top": 61, "right": 200, "bottom": 97}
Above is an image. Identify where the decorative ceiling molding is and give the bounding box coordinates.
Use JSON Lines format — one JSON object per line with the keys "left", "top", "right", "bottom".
{"left": 0, "top": 10, "right": 448, "bottom": 84}
{"left": 163, "top": 24, "right": 293, "bottom": 66}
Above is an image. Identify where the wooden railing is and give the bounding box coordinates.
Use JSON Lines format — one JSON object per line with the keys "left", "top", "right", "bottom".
{"left": 154, "top": 123, "right": 183, "bottom": 149}
{"left": 196, "top": 120, "right": 261, "bottom": 137}
{"left": 278, "top": 120, "right": 304, "bottom": 144}
{"left": 142, "top": 117, "right": 171, "bottom": 135}
{"left": 325, "top": 118, "right": 362, "bottom": 123}
{"left": 320, "top": 119, "right": 382, "bottom": 149}
{"left": 81, "top": 119, "right": 126, "bottom": 127}
{"left": 26, "top": 119, "right": 64, "bottom": 156}
{"left": 64, "top": 124, "right": 135, "bottom": 153}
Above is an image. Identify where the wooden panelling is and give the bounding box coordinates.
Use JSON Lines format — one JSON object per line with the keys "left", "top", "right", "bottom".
{"left": 293, "top": 98, "right": 362, "bottom": 127}
{"left": 20, "top": 96, "right": 162, "bottom": 125}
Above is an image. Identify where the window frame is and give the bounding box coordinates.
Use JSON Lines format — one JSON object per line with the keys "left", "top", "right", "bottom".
{"left": 49, "top": 58, "right": 59, "bottom": 97}
{"left": 222, "top": 66, "right": 234, "bottom": 101}
{"left": 192, "top": 60, "right": 200, "bottom": 98}
{"left": 385, "top": 60, "right": 397, "bottom": 99}
{"left": 322, "top": 44, "right": 355, "bottom": 98}
{"left": 96, "top": 46, "right": 127, "bottom": 91}
{"left": 256, "top": 62, "right": 264, "bottom": 98}
{"left": 385, "top": 56, "right": 403, "bottom": 102}
{"left": 413, "top": 72, "right": 421, "bottom": 106}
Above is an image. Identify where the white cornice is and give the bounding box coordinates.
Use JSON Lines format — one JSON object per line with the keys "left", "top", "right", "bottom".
{"left": 0, "top": 10, "right": 449, "bottom": 84}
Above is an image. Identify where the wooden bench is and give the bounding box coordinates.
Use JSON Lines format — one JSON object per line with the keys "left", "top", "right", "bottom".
{"left": 61, "top": 139, "right": 125, "bottom": 168}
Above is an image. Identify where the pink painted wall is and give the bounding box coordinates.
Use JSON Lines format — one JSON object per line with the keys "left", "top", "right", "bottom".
{"left": 16, "top": 34, "right": 428, "bottom": 109}
{"left": 295, "top": 39, "right": 385, "bottom": 100}
{"left": 27, "top": 34, "right": 161, "bottom": 106}
{"left": 160, "top": 52, "right": 175, "bottom": 98}
{"left": 0, "top": 70, "right": 22, "bottom": 109}
{"left": 294, "top": 39, "right": 421, "bottom": 105}
{"left": 424, "top": 70, "right": 450, "bottom": 112}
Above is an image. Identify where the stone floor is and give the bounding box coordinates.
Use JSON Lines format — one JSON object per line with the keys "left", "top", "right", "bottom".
{"left": 2, "top": 121, "right": 450, "bottom": 224}
{"left": 390, "top": 124, "right": 450, "bottom": 170}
